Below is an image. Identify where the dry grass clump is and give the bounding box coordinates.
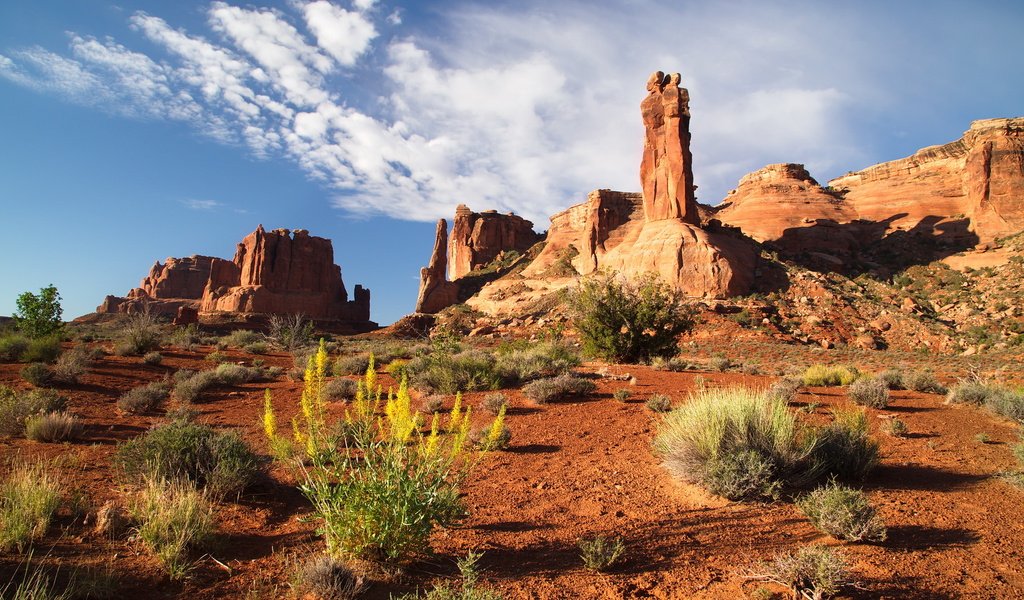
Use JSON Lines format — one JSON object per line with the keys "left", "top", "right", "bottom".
{"left": 131, "top": 479, "right": 214, "bottom": 579}
{"left": 115, "top": 309, "right": 162, "bottom": 356}
{"left": 295, "top": 554, "right": 364, "bottom": 600}
{"left": 797, "top": 481, "right": 886, "bottom": 542}
{"left": 0, "top": 387, "right": 67, "bottom": 438}
{"left": 334, "top": 354, "right": 371, "bottom": 377}
{"left": 747, "top": 545, "right": 851, "bottom": 600}
{"left": 814, "top": 409, "right": 879, "bottom": 481}
{"left": 645, "top": 393, "right": 672, "bottom": 413}
{"left": 420, "top": 395, "right": 445, "bottom": 414}
{"left": 324, "top": 378, "right": 358, "bottom": 402}
{"left": 847, "top": 377, "right": 890, "bottom": 408}
{"left": 947, "top": 379, "right": 1024, "bottom": 423}
{"left": 613, "top": 389, "right": 633, "bottom": 402}
{"left": 20, "top": 362, "right": 54, "bottom": 386}
{"left": 522, "top": 374, "right": 595, "bottom": 404}
{"left": 802, "top": 365, "right": 859, "bottom": 387}
{"left": 407, "top": 349, "right": 502, "bottom": 394}
{"left": 903, "top": 370, "right": 947, "bottom": 394}
{"left": 481, "top": 392, "right": 508, "bottom": 416}
{"left": 118, "top": 381, "right": 170, "bottom": 414}
{"left": 0, "top": 462, "right": 63, "bottom": 552}
{"left": 882, "top": 417, "right": 908, "bottom": 437}
{"left": 25, "top": 411, "right": 83, "bottom": 442}
{"left": 51, "top": 346, "right": 91, "bottom": 383}
{"left": 767, "top": 377, "right": 803, "bottom": 403}
{"left": 494, "top": 341, "right": 580, "bottom": 385}
{"left": 142, "top": 351, "right": 163, "bottom": 365}
{"left": 221, "top": 329, "right": 263, "bottom": 348}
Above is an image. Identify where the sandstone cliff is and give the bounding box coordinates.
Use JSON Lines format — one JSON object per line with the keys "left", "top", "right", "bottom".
{"left": 448, "top": 205, "right": 542, "bottom": 280}
{"left": 415, "top": 219, "right": 460, "bottom": 314}
{"left": 97, "top": 226, "right": 373, "bottom": 328}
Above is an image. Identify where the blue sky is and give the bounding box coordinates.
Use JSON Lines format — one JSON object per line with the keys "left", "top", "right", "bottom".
{"left": 1, "top": 0, "right": 1022, "bottom": 325}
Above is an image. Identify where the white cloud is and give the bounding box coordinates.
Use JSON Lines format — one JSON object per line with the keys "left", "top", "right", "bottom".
{"left": 180, "top": 198, "right": 222, "bottom": 210}
{"left": 302, "top": 1, "right": 377, "bottom": 67}
{"left": 6, "top": 0, "right": 1002, "bottom": 227}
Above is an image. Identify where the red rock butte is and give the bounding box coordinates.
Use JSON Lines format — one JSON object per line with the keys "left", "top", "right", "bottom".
{"left": 97, "top": 225, "right": 373, "bottom": 330}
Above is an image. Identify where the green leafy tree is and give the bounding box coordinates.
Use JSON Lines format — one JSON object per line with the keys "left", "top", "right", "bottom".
{"left": 14, "top": 285, "right": 63, "bottom": 338}
{"left": 567, "top": 273, "right": 695, "bottom": 363}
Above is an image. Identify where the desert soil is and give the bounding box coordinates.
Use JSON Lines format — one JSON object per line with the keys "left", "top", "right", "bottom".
{"left": 1, "top": 339, "right": 1023, "bottom": 599}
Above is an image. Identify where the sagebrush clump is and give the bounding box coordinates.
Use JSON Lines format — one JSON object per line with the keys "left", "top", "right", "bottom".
{"left": 797, "top": 481, "right": 887, "bottom": 542}
{"left": 847, "top": 377, "right": 890, "bottom": 408}
{"left": 522, "top": 374, "right": 595, "bottom": 404}
{"left": 802, "top": 365, "right": 859, "bottom": 387}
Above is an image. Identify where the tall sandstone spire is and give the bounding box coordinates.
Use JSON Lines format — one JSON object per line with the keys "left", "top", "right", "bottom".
{"left": 639, "top": 71, "right": 699, "bottom": 224}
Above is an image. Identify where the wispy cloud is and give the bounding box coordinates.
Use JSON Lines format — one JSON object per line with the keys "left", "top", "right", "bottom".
{"left": 0, "top": 1, "right": 1012, "bottom": 225}
{"left": 180, "top": 198, "right": 222, "bottom": 211}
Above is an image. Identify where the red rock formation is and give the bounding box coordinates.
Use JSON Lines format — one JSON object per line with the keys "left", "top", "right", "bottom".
{"left": 640, "top": 71, "right": 699, "bottom": 224}
{"left": 826, "top": 117, "right": 1024, "bottom": 242}
{"left": 415, "top": 219, "right": 460, "bottom": 314}
{"left": 201, "top": 226, "right": 370, "bottom": 322}
{"left": 136, "top": 256, "right": 219, "bottom": 301}
{"left": 448, "top": 205, "right": 542, "bottom": 280}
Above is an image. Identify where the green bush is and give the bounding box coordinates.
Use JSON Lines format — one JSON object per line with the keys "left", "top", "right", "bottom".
{"left": 877, "top": 369, "right": 904, "bottom": 390}
{"left": 578, "top": 535, "right": 625, "bottom": 572}
{"left": 613, "top": 389, "right": 632, "bottom": 402}
{"left": 903, "top": 370, "right": 946, "bottom": 394}
{"left": 25, "top": 411, "right": 83, "bottom": 442}
{"left": 116, "top": 309, "right": 162, "bottom": 356}
{"left": 797, "top": 481, "right": 886, "bottom": 542}
{"left": 883, "top": 418, "right": 908, "bottom": 437}
{"left": 522, "top": 374, "right": 595, "bottom": 404}
{"left": 0, "top": 462, "right": 63, "bottom": 552}
{"left": 334, "top": 354, "right": 371, "bottom": 376}
{"left": 568, "top": 273, "right": 695, "bottom": 363}
{"left": 131, "top": 479, "right": 214, "bottom": 579}
{"left": 393, "top": 551, "right": 501, "bottom": 600}
{"left": 142, "top": 351, "right": 163, "bottom": 365}
{"left": 814, "top": 409, "right": 879, "bottom": 481}
{"left": 947, "top": 380, "right": 1024, "bottom": 423}
{"left": 13, "top": 285, "right": 63, "bottom": 339}
{"left": 654, "top": 387, "right": 815, "bottom": 501}
{"left": 242, "top": 341, "right": 269, "bottom": 355}
{"left": 170, "top": 324, "right": 201, "bottom": 351}
{"left": 481, "top": 392, "right": 508, "bottom": 416}
{"left": 221, "top": 329, "right": 263, "bottom": 348}
{"left": 0, "top": 387, "right": 67, "bottom": 437}
{"left": 847, "top": 377, "right": 890, "bottom": 408}
{"left": 22, "top": 335, "right": 62, "bottom": 363}
{"left": 21, "top": 362, "right": 54, "bottom": 386}
{"left": 802, "top": 365, "right": 859, "bottom": 387}
{"left": 213, "top": 362, "right": 267, "bottom": 385}
{"left": 408, "top": 349, "right": 501, "bottom": 395}
{"left": 0, "top": 333, "right": 31, "bottom": 362}
{"left": 115, "top": 421, "right": 260, "bottom": 499}
{"left": 118, "top": 381, "right": 170, "bottom": 414}
{"left": 494, "top": 341, "right": 580, "bottom": 385}
{"left": 171, "top": 369, "right": 220, "bottom": 403}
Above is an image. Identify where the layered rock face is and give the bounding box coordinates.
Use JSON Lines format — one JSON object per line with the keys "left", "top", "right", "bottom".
{"left": 448, "top": 205, "right": 542, "bottom": 280}
{"left": 640, "top": 71, "right": 700, "bottom": 224}
{"left": 97, "top": 226, "right": 372, "bottom": 327}
{"left": 415, "top": 219, "right": 460, "bottom": 314}
{"left": 201, "top": 226, "right": 369, "bottom": 321}
{"left": 826, "top": 117, "right": 1024, "bottom": 242}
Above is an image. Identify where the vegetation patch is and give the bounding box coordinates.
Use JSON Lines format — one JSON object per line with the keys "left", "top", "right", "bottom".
{"left": 0, "top": 462, "right": 63, "bottom": 552}
{"left": 522, "top": 374, "right": 595, "bottom": 404}
{"left": 797, "top": 481, "right": 886, "bottom": 542}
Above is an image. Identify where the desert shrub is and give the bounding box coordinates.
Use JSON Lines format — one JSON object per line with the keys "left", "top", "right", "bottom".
{"left": 142, "top": 351, "right": 163, "bottom": 366}
{"left": 882, "top": 418, "right": 908, "bottom": 437}
{"left": 813, "top": 410, "right": 879, "bottom": 481}
{"left": 646, "top": 393, "right": 672, "bottom": 413}
{"left": 568, "top": 273, "right": 696, "bottom": 363}
{"left": 749, "top": 545, "right": 850, "bottom": 600}
{"left": 494, "top": 341, "right": 580, "bottom": 385}
{"left": 613, "top": 388, "right": 632, "bottom": 402}
{"left": 421, "top": 395, "right": 445, "bottom": 414}
{"left": 171, "top": 369, "right": 220, "bottom": 403}
{"left": 797, "top": 481, "right": 886, "bottom": 542}
{"left": 214, "top": 362, "right": 267, "bottom": 385}
{"left": 51, "top": 346, "right": 91, "bottom": 384}
{"left": 877, "top": 369, "right": 904, "bottom": 390}
{"left": 387, "top": 359, "right": 410, "bottom": 383}
{"left": 903, "top": 370, "right": 946, "bottom": 394}
{"left": 0, "top": 387, "right": 67, "bottom": 437}
{"left": 204, "top": 351, "right": 228, "bottom": 364}
{"left": 14, "top": 285, "right": 64, "bottom": 339}
{"left": 22, "top": 335, "right": 62, "bottom": 363}
{"left": 170, "top": 324, "right": 201, "bottom": 351}
{"left": 242, "top": 341, "right": 269, "bottom": 355}
{"left": 408, "top": 349, "right": 501, "bottom": 395}
{"left": 221, "top": 329, "right": 262, "bottom": 348}
{"left": 947, "top": 380, "right": 1024, "bottom": 423}
{"left": 296, "top": 554, "right": 364, "bottom": 600}
{"left": 0, "top": 462, "right": 63, "bottom": 552}
{"left": 324, "top": 378, "right": 358, "bottom": 402}
{"left": 393, "top": 551, "right": 501, "bottom": 600}
{"left": 21, "top": 362, "right": 54, "bottom": 386}
{"left": 470, "top": 406, "right": 510, "bottom": 451}
{"left": 117, "top": 309, "right": 162, "bottom": 356}
{"left": 115, "top": 421, "right": 260, "bottom": 499}
{"left": 650, "top": 356, "right": 692, "bottom": 372}
{"left": 578, "top": 535, "right": 625, "bottom": 572}
{"left": 847, "top": 377, "right": 889, "bottom": 408}
{"left": 481, "top": 393, "right": 508, "bottom": 416}
{"left": 25, "top": 411, "right": 83, "bottom": 442}
{"left": 984, "top": 388, "right": 1024, "bottom": 423}
{"left": 268, "top": 313, "right": 313, "bottom": 351}
{"left": 767, "top": 377, "right": 802, "bottom": 403}
{"left": 334, "top": 354, "right": 371, "bottom": 377}
{"left": 522, "top": 374, "right": 595, "bottom": 404}
{"left": 291, "top": 346, "right": 473, "bottom": 563}
{"left": 653, "top": 387, "right": 815, "bottom": 501}
{"left": 0, "top": 332, "right": 31, "bottom": 362}
{"left": 802, "top": 365, "right": 859, "bottom": 387}
{"left": 118, "top": 381, "right": 170, "bottom": 414}
{"left": 131, "top": 479, "right": 214, "bottom": 579}
{"left": 710, "top": 355, "right": 732, "bottom": 372}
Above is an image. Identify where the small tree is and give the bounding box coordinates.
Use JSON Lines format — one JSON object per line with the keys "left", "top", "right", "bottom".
{"left": 568, "top": 273, "right": 695, "bottom": 363}
{"left": 14, "top": 285, "right": 63, "bottom": 338}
